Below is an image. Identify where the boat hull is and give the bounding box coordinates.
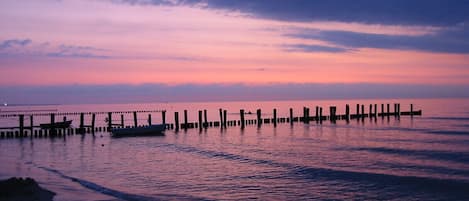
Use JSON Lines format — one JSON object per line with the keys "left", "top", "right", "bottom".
{"left": 111, "top": 124, "right": 165, "bottom": 137}
{"left": 40, "top": 120, "right": 73, "bottom": 129}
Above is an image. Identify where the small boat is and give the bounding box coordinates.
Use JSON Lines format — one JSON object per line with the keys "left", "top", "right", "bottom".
{"left": 111, "top": 124, "right": 165, "bottom": 137}
{"left": 40, "top": 120, "right": 73, "bottom": 129}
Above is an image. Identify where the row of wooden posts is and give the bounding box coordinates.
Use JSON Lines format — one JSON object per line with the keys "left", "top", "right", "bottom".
{"left": 0, "top": 103, "right": 420, "bottom": 139}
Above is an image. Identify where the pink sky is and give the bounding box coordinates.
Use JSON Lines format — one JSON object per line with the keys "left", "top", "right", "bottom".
{"left": 1, "top": 0, "right": 469, "bottom": 86}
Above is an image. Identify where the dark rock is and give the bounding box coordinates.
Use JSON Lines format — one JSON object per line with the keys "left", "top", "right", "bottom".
{"left": 0, "top": 177, "right": 56, "bottom": 201}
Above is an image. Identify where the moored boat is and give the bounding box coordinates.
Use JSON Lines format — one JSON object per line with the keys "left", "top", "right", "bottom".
{"left": 111, "top": 124, "right": 165, "bottom": 137}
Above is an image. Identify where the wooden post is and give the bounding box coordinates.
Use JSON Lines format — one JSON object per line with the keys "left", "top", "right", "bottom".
{"left": 361, "top": 105, "right": 365, "bottom": 120}
{"left": 219, "top": 109, "right": 223, "bottom": 127}
{"left": 133, "top": 111, "right": 138, "bottom": 127}
{"left": 80, "top": 113, "right": 85, "bottom": 131}
{"left": 374, "top": 104, "right": 377, "bottom": 118}
{"left": 303, "top": 107, "right": 307, "bottom": 124}
{"left": 256, "top": 109, "right": 262, "bottom": 126}
{"left": 397, "top": 103, "right": 401, "bottom": 117}
{"left": 273, "top": 108, "right": 277, "bottom": 127}
{"left": 107, "top": 112, "right": 112, "bottom": 129}
{"left": 198, "top": 110, "right": 203, "bottom": 130}
{"left": 203, "top": 110, "right": 208, "bottom": 128}
{"left": 381, "top": 104, "right": 384, "bottom": 118}
{"left": 148, "top": 114, "right": 152, "bottom": 126}
{"left": 91, "top": 113, "right": 96, "bottom": 130}
{"left": 240, "top": 109, "right": 245, "bottom": 129}
{"left": 319, "top": 107, "right": 323, "bottom": 124}
{"left": 369, "top": 104, "right": 372, "bottom": 119}
{"left": 121, "top": 114, "right": 124, "bottom": 127}
{"left": 410, "top": 104, "right": 414, "bottom": 117}
{"left": 19, "top": 115, "right": 24, "bottom": 136}
{"left": 29, "top": 115, "right": 33, "bottom": 134}
{"left": 387, "top": 104, "right": 390, "bottom": 116}
{"left": 223, "top": 110, "right": 227, "bottom": 128}
{"left": 183, "top": 110, "right": 188, "bottom": 129}
{"left": 329, "top": 106, "right": 336, "bottom": 123}
{"left": 175, "top": 112, "right": 179, "bottom": 131}
{"left": 162, "top": 111, "right": 166, "bottom": 125}
{"left": 50, "top": 113, "right": 56, "bottom": 135}
{"left": 289, "top": 108, "right": 293, "bottom": 125}
{"left": 345, "top": 104, "right": 350, "bottom": 121}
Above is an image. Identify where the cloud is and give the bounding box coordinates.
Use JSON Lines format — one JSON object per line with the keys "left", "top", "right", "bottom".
{"left": 286, "top": 23, "right": 469, "bottom": 53}
{"left": 114, "top": 0, "right": 469, "bottom": 26}
{"left": 1, "top": 83, "right": 468, "bottom": 104}
{"left": 0, "top": 39, "right": 32, "bottom": 49}
{"left": 46, "top": 44, "right": 110, "bottom": 59}
{"left": 283, "top": 44, "right": 350, "bottom": 53}
{"left": 0, "top": 39, "right": 112, "bottom": 59}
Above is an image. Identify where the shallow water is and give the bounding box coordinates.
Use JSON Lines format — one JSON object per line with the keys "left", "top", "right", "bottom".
{"left": 1, "top": 98, "right": 469, "bottom": 200}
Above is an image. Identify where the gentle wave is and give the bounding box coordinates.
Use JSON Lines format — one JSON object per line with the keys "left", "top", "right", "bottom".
{"left": 34, "top": 164, "right": 211, "bottom": 201}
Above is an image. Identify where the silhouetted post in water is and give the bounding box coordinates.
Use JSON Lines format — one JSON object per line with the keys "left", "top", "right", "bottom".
{"left": 319, "top": 107, "right": 323, "bottom": 124}
{"left": 273, "top": 108, "right": 277, "bottom": 127}
{"left": 315, "top": 106, "right": 319, "bottom": 123}
{"left": 303, "top": 107, "right": 309, "bottom": 124}
{"left": 91, "top": 113, "right": 96, "bottom": 131}
{"left": 29, "top": 115, "right": 33, "bottom": 134}
{"left": 256, "top": 109, "right": 262, "bottom": 127}
{"left": 80, "top": 113, "right": 85, "bottom": 132}
{"left": 203, "top": 109, "right": 208, "bottom": 128}
{"left": 410, "top": 104, "right": 414, "bottom": 117}
{"left": 183, "top": 110, "right": 188, "bottom": 129}
{"left": 397, "top": 103, "right": 401, "bottom": 117}
{"left": 369, "top": 104, "right": 372, "bottom": 119}
{"left": 162, "top": 111, "right": 166, "bottom": 126}
{"left": 356, "top": 104, "right": 360, "bottom": 119}
{"left": 175, "top": 112, "right": 179, "bottom": 131}
{"left": 374, "top": 104, "right": 377, "bottom": 118}
{"left": 329, "top": 106, "right": 336, "bottom": 123}
{"left": 381, "top": 104, "right": 384, "bottom": 119}
{"left": 133, "top": 112, "right": 138, "bottom": 127}
{"left": 240, "top": 109, "right": 245, "bottom": 129}
{"left": 19, "top": 115, "right": 24, "bottom": 136}
{"left": 289, "top": 108, "right": 293, "bottom": 125}
{"left": 50, "top": 113, "right": 56, "bottom": 135}
{"left": 198, "top": 110, "right": 203, "bottom": 130}
{"left": 223, "top": 110, "right": 227, "bottom": 128}
{"left": 219, "top": 109, "right": 223, "bottom": 127}
{"left": 393, "top": 104, "right": 397, "bottom": 117}
{"left": 345, "top": 104, "right": 350, "bottom": 122}
{"left": 120, "top": 115, "right": 124, "bottom": 127}
{"left": 107, "top": 112, "right": 112, "bottom": 130}
{"left": 386, "top": 103, "right": 390, "bottom": 116}
{"left": 148, "top": 114, "right": 152, "bottom": 125}
{"left": 360, "top": 105, "right": 364, "bottom": 120}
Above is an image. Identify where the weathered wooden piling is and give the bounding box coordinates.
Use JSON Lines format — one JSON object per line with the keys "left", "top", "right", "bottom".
{"left": 369, "top": 104, "right": 373, "bottom": 119}
{"left": 50, "top": 113, "right": 56, "bottom": 135}
{"left": 184, "top": 110, "right": 188, "bottom": 129}
{"left": 329, "top": 106, "right": 336, "bottom": 123}
{"left": 133, "top": 112, "right": 138, "bottom": 127}
{"left": 410, "top": 104, "right": 414, "bottom": 117}
{"left": 315, "top": 106, "right": 319, "bottom": 123}
{"left": 374, "top": 104, "right": 377, "bottom": 118}
{"left": 361, "top": 105, "right": 365, "bottom": 120}
{"left": 387, "top": 104, "right": 390, "bottom": 116}
{"left": 256, "top": 109, "right": 262, "bottom": 126}
{"left": 162, "top": 111, "right": 166, "bottom": 126}
{"left": 91, "top": 113, "right": 96, "bottom": 131}
{"left": 356, "top": 104, "right": 360, "bottom": 119}
{"left": 345, "top": 104, "right": 350, "bottom": 121}
{"left": 240, "top": 109, "right": 245, "bottom": 129}
{"left": 381, "top": 104, "right": 384, "bottom": 118}
{"left": 289, "top": 108, "right": 293, "bottom": 125}
{"left": 319, "top": 107, "right": 323, "bottom": 124}
{"left": 175, "top": 112, "right": 179, "bottom": 131}
{"left": 223, "top": 110, "right": 227, "bottom": 128}
{"left": 120, "top": 114, "right": 124, "bottom": 127}
{"left": 219, "top": 109, "right": 223, "bottom": 127}
{"left": 19, "top": 115, "right": 24, "bottom": 136}
{"left": 273, "top": 108, "right": 277, "bottom": 127}
{"left": 203, "top": 110, "right": 208, "bottom": 128}
{"left": 148, "top": 114, "right": 152, "bottom": 125}
{"left": 198, "top": 110, "right": 203, "bottom": 129}
{"left": 29, "top": 115, "right": 33, "bottom": 134}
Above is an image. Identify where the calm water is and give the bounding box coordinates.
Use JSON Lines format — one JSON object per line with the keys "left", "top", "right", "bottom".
{"left": 1, "top": 98, "right": 469, "bottom": 200}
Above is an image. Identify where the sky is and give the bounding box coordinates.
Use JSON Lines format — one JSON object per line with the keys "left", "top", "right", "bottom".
{"left": 0, "top": 0, "right": 468, "bottom": 104}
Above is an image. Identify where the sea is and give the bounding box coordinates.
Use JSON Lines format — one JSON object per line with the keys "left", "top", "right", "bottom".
{"left": 0, "top": 98, "right": 468, "bottom": 201}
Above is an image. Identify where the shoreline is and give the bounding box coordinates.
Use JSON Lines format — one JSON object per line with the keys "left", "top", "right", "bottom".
{"left": 0, "top": 177, "right": 56, "bottom": 201}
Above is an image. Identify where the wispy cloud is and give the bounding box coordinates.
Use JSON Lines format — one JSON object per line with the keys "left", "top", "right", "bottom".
{"left": 286, "top": 23, "right": 469, "bottom": 53}
{"left": 46, "top": 44, "right": 110, "bottom": 59}
{"left": 0, "top": 39, "right": 32, "bottom": 49}
{"left": 283, "top": 44, "right": 350, "bottom": 53}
